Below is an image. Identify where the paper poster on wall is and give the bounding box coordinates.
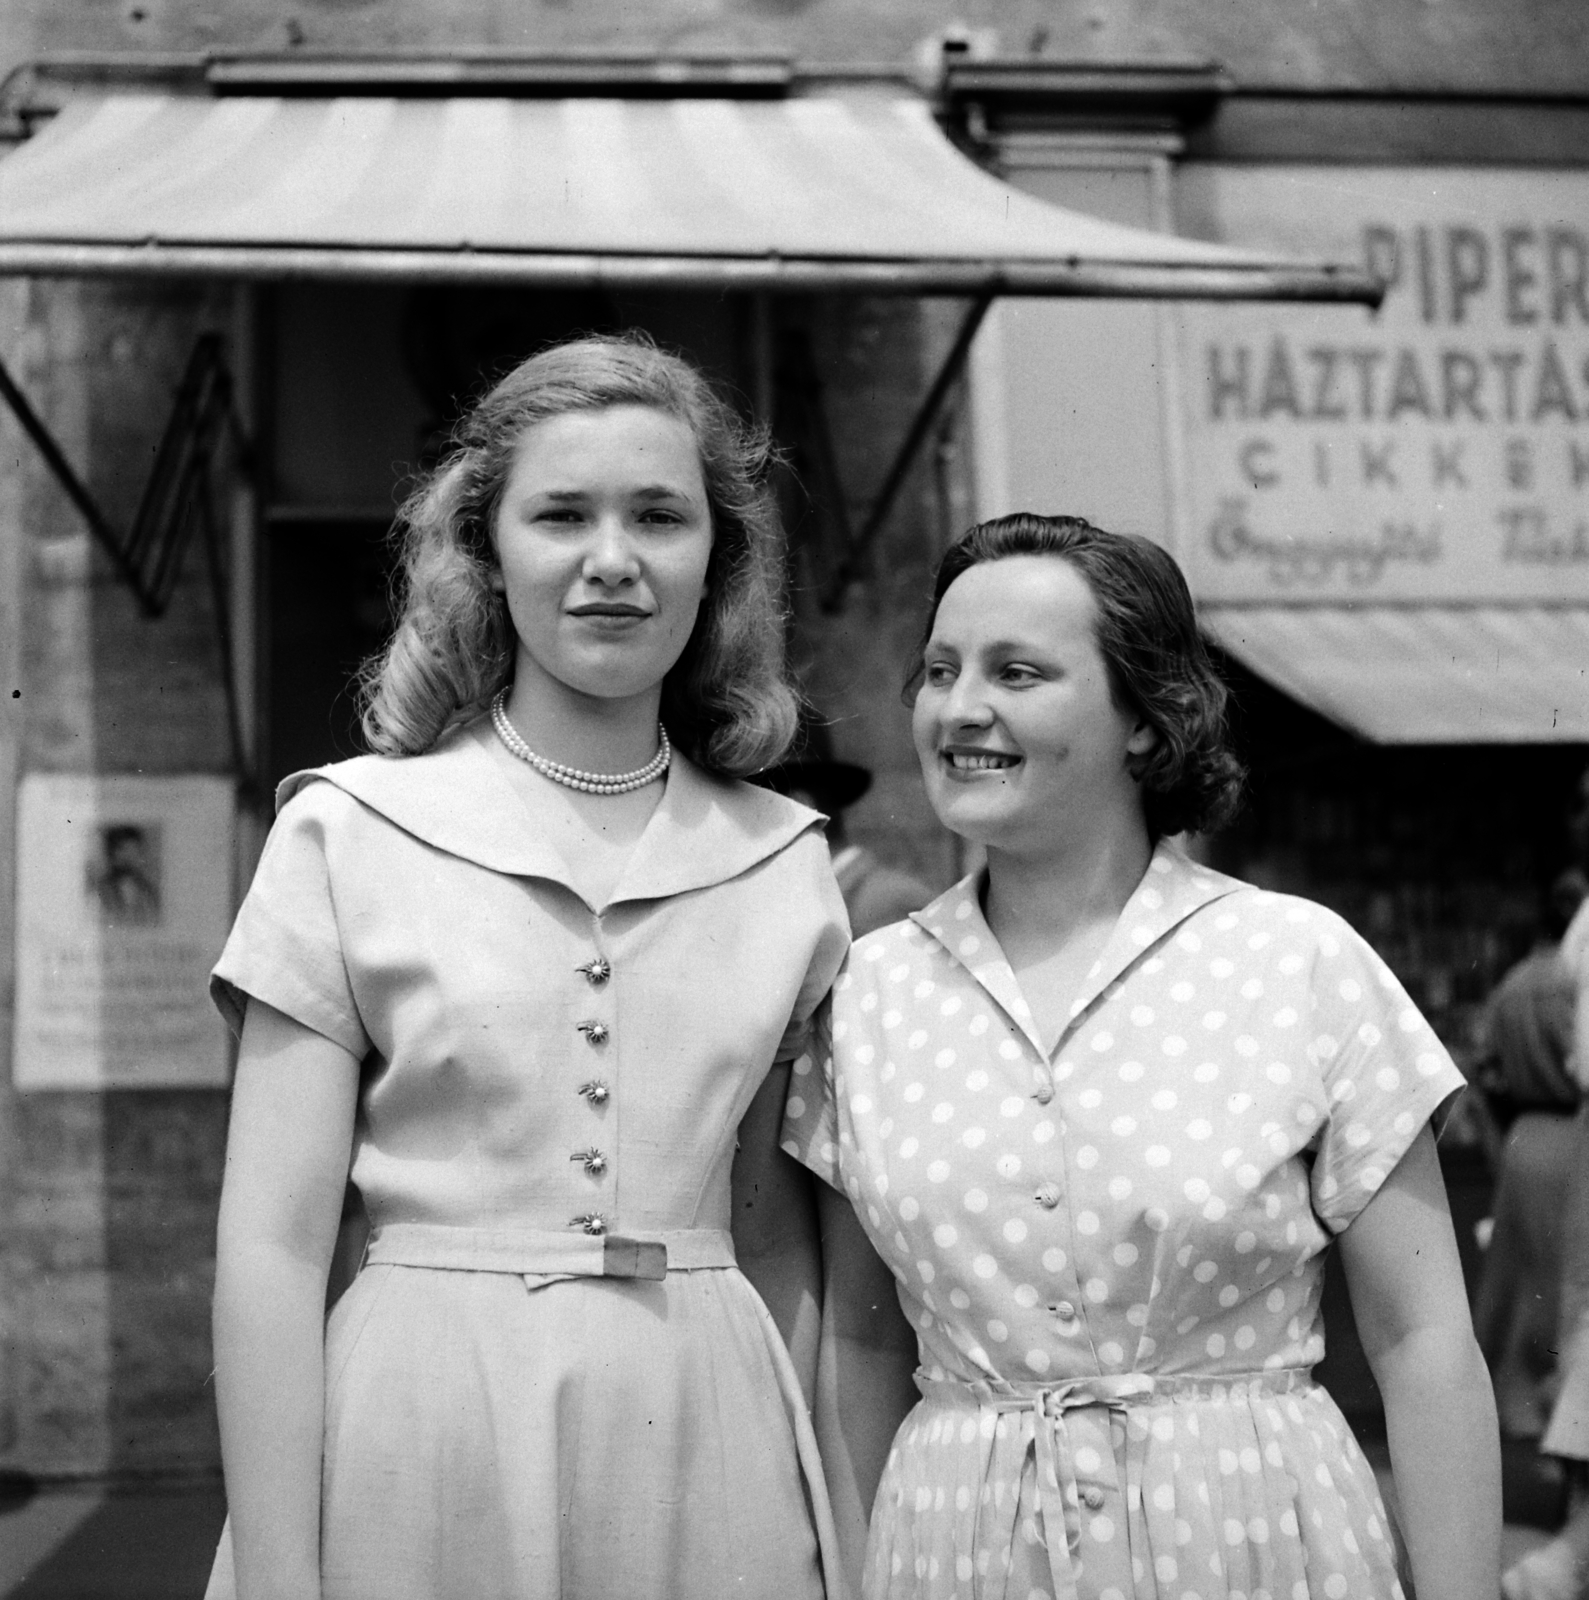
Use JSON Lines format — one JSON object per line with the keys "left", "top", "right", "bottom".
{"left": 1174, "top": 167, "right": 1589, "bottom": 602}
{"left": 14, "top": 773, "right": 234, "bottom": 1089}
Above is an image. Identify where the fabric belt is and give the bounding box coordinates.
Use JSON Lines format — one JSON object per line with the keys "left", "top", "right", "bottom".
{"left": 916, "top": 1368, "right": 1315, "bottom": 1600}
{"left": 365, "top": 1222, "right": 737, "bottom": 1281}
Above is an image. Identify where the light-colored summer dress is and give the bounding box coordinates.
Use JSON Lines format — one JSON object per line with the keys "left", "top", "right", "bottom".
{"left": 205, "top": 721, "right": 849, "bottom": 1600}
{"left": 783, "top": 842, "right": 1466, "bottom": 1600}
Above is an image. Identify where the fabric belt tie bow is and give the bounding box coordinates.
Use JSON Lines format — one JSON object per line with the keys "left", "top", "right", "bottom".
{"left": 917, "top": 1368, "right": 1313, "bottom": 1600}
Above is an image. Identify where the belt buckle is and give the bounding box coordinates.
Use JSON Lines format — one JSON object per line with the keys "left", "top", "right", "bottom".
{"left": 602, "top": 1235, "right": 668, "bottom": 1280}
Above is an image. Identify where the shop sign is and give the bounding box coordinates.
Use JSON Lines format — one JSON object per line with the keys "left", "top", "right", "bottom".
{"left": 1175, "top": 167, "right": 1589, "bottom": 601}
{"left": 13, "top": 773, "right": 234, "bottom": 1089}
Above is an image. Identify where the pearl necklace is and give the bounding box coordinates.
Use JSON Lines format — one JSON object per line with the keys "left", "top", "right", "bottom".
{"left": 490, "top": 690, "right": 670, "bottom": 796}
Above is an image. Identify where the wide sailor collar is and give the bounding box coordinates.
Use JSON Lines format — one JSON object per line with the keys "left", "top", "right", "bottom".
{"left": 909, "top": 839, "right": 1243, "bottom": 1058}
{"left": 276, "top": 720, "right": 824, "bottom": 909}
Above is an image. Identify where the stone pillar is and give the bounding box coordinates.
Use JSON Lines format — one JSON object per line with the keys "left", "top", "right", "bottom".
{"left": 0, "top": 274, "right": 240, "bottom": 1479}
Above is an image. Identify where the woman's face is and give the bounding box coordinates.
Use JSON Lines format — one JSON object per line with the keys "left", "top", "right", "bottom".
{"left": 494, "top": 404, "right": 713, "bottom": 709}
{"left": 911, "top": 554, "right": 1155, "bottom": 857}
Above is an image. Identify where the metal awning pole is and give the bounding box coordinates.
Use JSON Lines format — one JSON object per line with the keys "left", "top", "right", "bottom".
{"left": 821, "top": 290, "right": 994, "bottom": 609}
{"left": 0, "top": 353, "right": 154, "bottom": 609}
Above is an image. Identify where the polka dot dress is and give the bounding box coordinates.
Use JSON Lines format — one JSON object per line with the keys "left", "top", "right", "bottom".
{"left": 782, "top": 843, "right": 1466, "bottom": 1600}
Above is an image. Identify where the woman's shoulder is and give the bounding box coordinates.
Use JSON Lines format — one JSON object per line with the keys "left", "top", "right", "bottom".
{"left": 706, "top": 769, "right": 827, "bottom": 837}
{"left": 265, "top": 735, "right": 500, "bottom": 877}
{"left": 661, "top": 760, "right": 833, "bottom": 878}
{"left": 1180, "top": 869, "right": 1364, "bottom": 949}
{"left": 834, "top": 914, "right": 938, "bottom": 993}
{"left": 273, "top": 749, "right": 452, "bottom": 836}
{"left": 1173, "top": 872, "right": 1410, "bottom": 1011}
{"left": 276, "top": 754, "right": 397, "bottom": 814}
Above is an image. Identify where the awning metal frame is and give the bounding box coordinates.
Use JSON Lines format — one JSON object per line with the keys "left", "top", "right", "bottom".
{"left": 818, "top": 292, "right": 993, "bottom": 609}
{"left": 0, "top": 334, "right": 256, "bottom": 786}
{"left": 0, "top": 242, "right": 1380, "bottom": 303}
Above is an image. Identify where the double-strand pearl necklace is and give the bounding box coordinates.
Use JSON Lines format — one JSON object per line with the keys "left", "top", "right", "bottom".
{"left": 490, "top": 690, "right": 670, "bottom": 796}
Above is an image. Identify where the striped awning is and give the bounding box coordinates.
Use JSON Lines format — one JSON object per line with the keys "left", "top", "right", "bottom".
{"left": 0, "top": 92, "right": 1380, "bottom": 299}
{"left": 1201, "top": 606, "right": 1589, "bottom": 743}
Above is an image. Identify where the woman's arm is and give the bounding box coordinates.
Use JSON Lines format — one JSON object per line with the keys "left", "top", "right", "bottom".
{"left": 1337, "top": 1124, "right": 1501, "bottom": 1600}
{"left": 213, "top": 999, "right": 361, "bottom": 1600}
{"left": 732, "top": 1061, "right": 824, "bottom": 1405}
{"left": 813, "top": 1185, "right": 920, "bottom": 1596}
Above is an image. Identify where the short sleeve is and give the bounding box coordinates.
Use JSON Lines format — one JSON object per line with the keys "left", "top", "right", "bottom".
{"left": 772, "top": 833, "right": 852, "bottom": 1065}
{"left": 780, "top": 989, "right": 843, "bottom": 1190}
{"left": 210, "top": 782, "right": 371, "bottom": 1059}
{"left": 1308, "top": 914, "right": 1467, "bottom": 1233}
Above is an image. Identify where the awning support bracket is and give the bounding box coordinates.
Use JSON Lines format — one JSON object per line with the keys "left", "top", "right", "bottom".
{"left": 821, "top": 290, "right": 993, "bottom": 611}
{"left": 0, "top": 333, "right": 257, "bottom": 788}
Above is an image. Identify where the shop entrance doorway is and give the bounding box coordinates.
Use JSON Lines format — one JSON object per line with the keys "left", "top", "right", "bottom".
{"left": 261, "top": 282, "right": 647, "bottom": 792}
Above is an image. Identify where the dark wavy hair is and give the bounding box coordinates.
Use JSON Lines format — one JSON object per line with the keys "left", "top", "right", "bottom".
{"left": 359, "top": 332, "right": 800, "bottom": 777}
{"left": 912, "top": 514, "right": 1244, "bottom": 838}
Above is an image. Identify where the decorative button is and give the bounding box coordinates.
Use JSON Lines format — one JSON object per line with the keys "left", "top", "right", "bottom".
{"left": 571, "top": 1213, "right": 607, "bottom": 1236}
{"left": 579, "top": 1080, "right": 610, "bottom": 1106}
{"left": 1082, "top": 1486, "right": 1105, "bottom": 1511}
{"left": 571, "top": 1147, "right": 608, "bottom": 1177}
{"left": 1032, "top": 1083, "right": 1054, "bottom": 1105}
{"left": 1052, "top": 1300, "right": 1076, "bottom": 1321}
{"left": 577, "top": 1020, "right": 609, "bottom": 1046}
{"left": 1034, "top": 1183, "right": 1061, "bottom": 1209}
{"left": 577, "top": 956, "right": 612, "bottom": 987}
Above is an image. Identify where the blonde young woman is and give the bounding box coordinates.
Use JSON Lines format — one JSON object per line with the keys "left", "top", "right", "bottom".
{"left": 207, "top": 335, "right": 848, "bottom": 1600}
{"left": 787, "top": 515, "right": 1500, "bottom": 1600}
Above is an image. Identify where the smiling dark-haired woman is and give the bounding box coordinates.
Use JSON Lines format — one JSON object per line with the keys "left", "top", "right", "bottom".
{"left": 786, "top": 514, "right": 1500, "bottom": 1599}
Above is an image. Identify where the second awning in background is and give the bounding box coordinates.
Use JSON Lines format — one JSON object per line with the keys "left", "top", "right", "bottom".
{"left": 1201, "top": 606, "right": 1589, "bottom": 743}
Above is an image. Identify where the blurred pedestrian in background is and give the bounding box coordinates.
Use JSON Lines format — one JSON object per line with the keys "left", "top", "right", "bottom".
{"left": 1503, "top": 773, "right": 1589, "bottom": 1600}
{"left": 1473, "top": 867, "right": 1588, "bottom": 1445}
{"left": 762, "top": 719, "right": 935, "bottom": 938}
{"left": 1477, "top": 868, "right": 1588, "bottom": 1120}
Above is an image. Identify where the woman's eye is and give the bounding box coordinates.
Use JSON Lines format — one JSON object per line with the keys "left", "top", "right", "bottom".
{"left": 1000, "top": 663, "right": 1040, "bottom": 684}
{"left": 923, "top": 662, "right": 956, "bottom": 687}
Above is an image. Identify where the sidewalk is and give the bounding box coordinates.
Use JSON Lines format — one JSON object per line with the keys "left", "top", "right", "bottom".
{"left": 0, "top": 1478, "right": 225, "bottom": 1599}
{"left": 0, "top": 1471, "right": 1558, "bottom": 1598}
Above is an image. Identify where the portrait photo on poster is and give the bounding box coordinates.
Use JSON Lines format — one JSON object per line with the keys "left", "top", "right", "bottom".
{"left": 86, "top": 820, "right": 164, "bottom": 927}
{"left": 13, "top": 773, "right": 234, "bottom": 1090}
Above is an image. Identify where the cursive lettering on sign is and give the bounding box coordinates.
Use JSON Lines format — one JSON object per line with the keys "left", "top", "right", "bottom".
{"left": 1207, "top": 498, "right": 1443, "bottom": 586}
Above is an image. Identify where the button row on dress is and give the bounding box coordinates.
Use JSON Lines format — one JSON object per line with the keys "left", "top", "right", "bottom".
{"left": 1082, "top": 1486, "right": 1105, "bottom": 1510}
{"left": 1050, "top": 1300, "right": 1077, "bottom": 1322}
{"left": 573, "top": 956, "right": 613, "bottom": 1219}
{"left": 1034, "top": 1182, "right": 1061, "bottom": 1209}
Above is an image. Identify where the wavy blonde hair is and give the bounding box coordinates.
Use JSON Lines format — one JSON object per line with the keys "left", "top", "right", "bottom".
{"left": 359, "top": 332, "right": 800, "bottom": 777}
